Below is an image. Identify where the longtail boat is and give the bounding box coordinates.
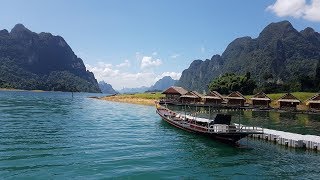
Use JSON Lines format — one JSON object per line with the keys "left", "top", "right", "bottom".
{"left": 155, "top": 102, "right": 263, "bottom": 144}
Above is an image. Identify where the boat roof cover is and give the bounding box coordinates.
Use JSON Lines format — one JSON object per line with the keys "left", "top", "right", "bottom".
{"left": 184, "top": 115, "right": 211, "bottom": 123}
{"left": 214, "top": 114, "right": 231, "bottom": 125}
{"left": 180, "top": 114, "right": 231, "bottom": 125}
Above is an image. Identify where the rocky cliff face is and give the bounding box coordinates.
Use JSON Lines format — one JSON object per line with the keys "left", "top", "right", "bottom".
{"left": 99, "top": 81, "right": 117, "bottom": 94}
{"left": 0, "top": 24, "right": 100, "bottom": 92}
{"left": 177, "top": 55, "right": 223, "bottom": 92}
{"left": 176, "top": 21, "right": 320, "bottom": 92}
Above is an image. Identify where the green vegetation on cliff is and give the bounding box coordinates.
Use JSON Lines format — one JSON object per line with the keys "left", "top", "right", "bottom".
{"left": 208, "top": 72, "right": 256, "bottom": 95}
{"left": 176, "top": 21, "right": 320, "bottom": 93}
{"left": 0, "top": 24, "right": 100, "bottom": 92}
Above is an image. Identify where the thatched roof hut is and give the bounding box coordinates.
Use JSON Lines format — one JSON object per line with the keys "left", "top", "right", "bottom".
{"left": 180, "top": 91, "right": 203, "bottom": 104}
{"left": 203, "top": 91, "right": 224, "bottom": 105}
{"left": 277, "top": 93, "right": 300, "bottom": 109}
{"left": 225, "top": 91, "right": 246, "bottom": 106}
{"left": 306, "top": 93, "right": 320, "bottom": 110}
{"left": 250, "top": 92, "right": 271, "bottom": 107}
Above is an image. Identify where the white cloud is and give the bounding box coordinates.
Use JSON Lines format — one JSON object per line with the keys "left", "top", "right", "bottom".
{"left": 86, "top": 62, "right": 181, "bottom": 90}
{"left": 267, "top": 0, "right": 320, "bottom": 22}
{"left": 140, "top": 56, "right": 162, "bottom": 69}
{"left": 155, "top": 72, "right": 182, "bottom": 81}
{"left": 86, "top": 53, "right": 178, "bottom": 90}
{"left": 86, "top": 62, "right": 157, "bottom": 89}
{"left": 170, "top": 53, "right": 181, "bottom": 59}
{"left": 152, "top": 52, "right": 158, "bottom": 56}
{"left": 96, "top": 61, "right": 113, "bottom": 68}
{"left": 86, "top": 63, "right": 119, "bottom": 78}
{"left": 304, "top": 0, "right": 320, "bottom": 21}
{"left": 116, "top": 60, "right": 130, "bottom": 68}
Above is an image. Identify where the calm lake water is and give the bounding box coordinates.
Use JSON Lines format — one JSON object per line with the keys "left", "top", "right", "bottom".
{"left": 1, "top": 91, "right": 320, "bottom": 179}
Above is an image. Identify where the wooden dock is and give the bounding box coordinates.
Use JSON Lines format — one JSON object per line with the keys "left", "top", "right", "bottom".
{"left": 235, "top": 124, "right": 320, "bottom": 151}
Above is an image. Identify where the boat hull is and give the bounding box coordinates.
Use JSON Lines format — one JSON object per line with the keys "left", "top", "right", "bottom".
{"left": 157, "top": 109, "right": 250, "bottom": 144}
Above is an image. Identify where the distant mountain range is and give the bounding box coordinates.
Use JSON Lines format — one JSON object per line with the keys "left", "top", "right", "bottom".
{"left": 149, "top": 76, "right": 177, "bottom": 91}
{"left": 0, "top": 24, "right": 100, "bottom": 93}
{"left": 117, "top": 76, "right": 177, "bottom": 93}
{"left": 98, "top": 81, "right": 117, "bottom": 94}
{"left": 176, "top": 21, "right": 320, "bottom": 92}
{"left": 118, "top": 86, "right": 150, "bottom": 94}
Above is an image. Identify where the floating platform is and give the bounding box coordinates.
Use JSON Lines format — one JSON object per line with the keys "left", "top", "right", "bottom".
{"left": 235, "top": 124, "right": 320, "bottom": 151}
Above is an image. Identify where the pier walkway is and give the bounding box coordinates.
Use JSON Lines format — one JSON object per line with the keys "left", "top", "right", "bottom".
{"left": 235, "top": 124, "right": 320, "bottom": 151}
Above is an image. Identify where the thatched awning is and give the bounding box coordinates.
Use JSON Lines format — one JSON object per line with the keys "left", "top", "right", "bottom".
{"left": 278, "top": 99, "right": 300, "bottom": 103}
{"left": 250, "top": 98, "right": 271, "bottom": 101}
{"left": 277, "top": 93, "right": 301, "bottom": 103}
{"left": 180, "top": 95, "right": 198, "bottom": 99}
{"left": 203, "top": 96, "right": 222, "bottom": 100}
{"left": 307, "top": 100, "right": 320, "bottom": 104}
{"left": 225, "top": 97, "right": 245, "bottom": 100}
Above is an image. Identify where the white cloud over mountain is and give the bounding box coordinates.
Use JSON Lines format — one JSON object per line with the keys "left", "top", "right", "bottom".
{"left": 155, "top": 72, "right": 182, "bottom": 81}
{"left": 116, "top": 60, "right": 130, "bottom": 68}
{"left": 140, "top": 56, "right": 162, "bottom": 69}
{"left": 86, "top": 59, "right": 180, "bottom": 90}
{"left": 267, "top": 0, "right": 320, "bottom": 22}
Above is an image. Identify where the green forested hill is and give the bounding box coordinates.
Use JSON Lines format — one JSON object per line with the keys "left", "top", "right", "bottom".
{"left": 0, "top": 24, "right": 101, "bottom": 93}
{"left": 176, "top": 21, "right": 320, "bottom": 92}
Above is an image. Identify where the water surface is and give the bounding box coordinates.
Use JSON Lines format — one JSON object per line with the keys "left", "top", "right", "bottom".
{"left": 0, "top": 91, "right": 320, "bottom": 179}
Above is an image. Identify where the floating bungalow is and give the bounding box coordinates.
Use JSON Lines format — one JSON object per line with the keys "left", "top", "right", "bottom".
{"left": 225, "top": 91, "right": 246, "bottom": 107}
{"left": 161, "top": 86, "right": 188, "bottom": 103}
{"left": 250, "top": 92, "right": 271, "bottom": 108}
{"left": 202, "top": 91, "right": 224, "bottom": 105}
{"left": 277, "top": 93, "right": 301, "bottom": 110}
{"left": 306, "top": 93, "right": 320, "bottom": 110}
{"left": 180, "top": 91, "right": 203, "bottom": 104}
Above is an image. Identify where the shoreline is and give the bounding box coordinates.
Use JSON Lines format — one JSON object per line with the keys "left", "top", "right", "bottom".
{"left": 95, "top": 94, "right": 160, "bottom": 106}
{"left": 0, "top": 88, "right": 88, "bottom": 93}
{"left": 94, "top": 94, "right": 320, "bottom": 115}
{"left": 0, "top": 88, "right": 26, "bottom": 91}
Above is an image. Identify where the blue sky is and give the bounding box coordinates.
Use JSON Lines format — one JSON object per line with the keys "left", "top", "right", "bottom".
{"left": 1, "top": 0, "right": 320, "bottom": 89}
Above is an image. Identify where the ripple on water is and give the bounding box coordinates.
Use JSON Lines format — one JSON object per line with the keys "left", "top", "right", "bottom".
{"left": 1, "top": 91, "right": 320, "bottom": 179}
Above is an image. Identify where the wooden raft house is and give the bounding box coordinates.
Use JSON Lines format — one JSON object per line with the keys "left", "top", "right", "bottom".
{"left": 277, "top": 93, "right": 301, "bottom": 110}
{"left": 225, "top": 91, "right": 246, "bottom": 107}
{"left": 202, "top": 91, "right": 224, "bottom": 106}
{"left": 306, "top": 93, "right": 320, "bottom": 110}
{"left": 161, "top": 86, "right": 188, "bottom": 104}
{"left": 250, "top": 92, "right": 271, "bottom": 108}
{"left": 180, "top": 91, "right": 203, "bottom": 104}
